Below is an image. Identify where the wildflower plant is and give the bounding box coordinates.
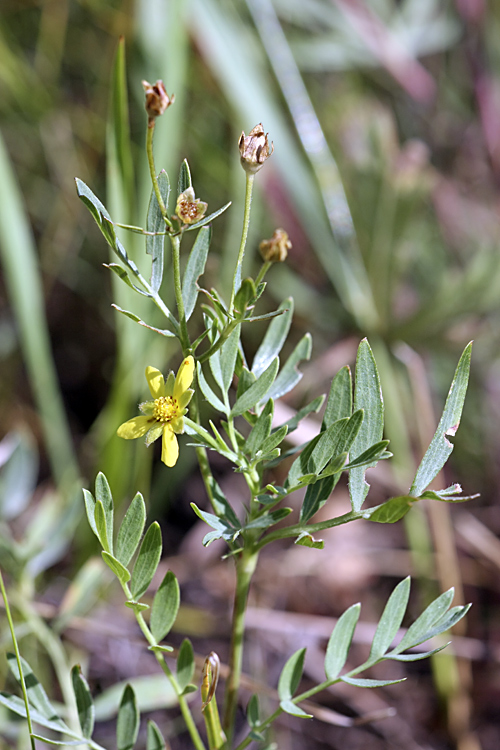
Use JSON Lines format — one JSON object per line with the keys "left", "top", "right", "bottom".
{"left": 0, "top": 70, "right": 476, "bottom": 750}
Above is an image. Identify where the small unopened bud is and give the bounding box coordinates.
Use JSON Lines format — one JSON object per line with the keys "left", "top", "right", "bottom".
{"left": 239, "top": 123, "right": 273, "bottom": 174}
{"left": 259, "top": 228, "right": 291, "bottom": 263}
{"left": 142, "top": 79, "right": 174, "bottom": 120}
{"left": 175, "top": 187, "right": 208, "bottom": 225}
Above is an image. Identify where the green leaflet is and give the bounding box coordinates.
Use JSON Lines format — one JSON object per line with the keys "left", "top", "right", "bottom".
{"left": 130, "top": 523, "right": 162, "bottom": 600}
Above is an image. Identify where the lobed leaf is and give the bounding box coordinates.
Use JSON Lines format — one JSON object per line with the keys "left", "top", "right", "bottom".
{"left": 265, "top": 333, "right": 312, "bottom": 402}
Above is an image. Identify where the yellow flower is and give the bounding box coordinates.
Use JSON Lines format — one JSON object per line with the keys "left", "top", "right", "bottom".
{"left": 117, "top": 357, "right": 195, "bottom": 467}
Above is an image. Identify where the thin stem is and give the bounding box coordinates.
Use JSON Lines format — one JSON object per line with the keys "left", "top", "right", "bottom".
{"left": 0, "top": 572, "right": 36, "bottom": 750}
{"left": 229, "top": 173, "right": 255, "bottom": 315}
{"left": 124, "top": 588, "right": 206, "bottom": 750}
{"left": 222, "top": 549, "right": 258, "bottom": 745}
{"left": 198, "top": 319, "right": 240, "bottom": 364}
{"left": 146, "top": 119, "right": 171, "bottom": 225}
{"left": 254, "top": 260, "right": 272, "bottom": 288}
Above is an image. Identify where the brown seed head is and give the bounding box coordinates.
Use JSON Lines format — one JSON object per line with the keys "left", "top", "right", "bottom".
{"left": 142, "top": 79, "right": 174, "bottom": 120}
{"left": 259, "top": 228, "right": 291, "bottom": 263}
{"left": 175, "top": 187, "right": 208, "bottom": 225}
{"left": 239, "top": 123, "right": 273, "bottom": 174}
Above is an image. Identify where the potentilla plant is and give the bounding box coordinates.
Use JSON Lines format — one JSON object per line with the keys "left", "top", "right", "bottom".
{"left": 0, "top": 77, "right": 476, "bottom": 750}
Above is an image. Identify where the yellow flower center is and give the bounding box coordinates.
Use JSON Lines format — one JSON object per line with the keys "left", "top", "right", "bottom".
{"left": 153, "top": 396, "right": 178, "bottom": 423}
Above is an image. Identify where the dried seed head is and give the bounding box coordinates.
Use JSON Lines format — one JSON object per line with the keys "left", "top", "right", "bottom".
{"left": 239, "top": 123, "right": 273, "bottom": 174}
{"left": 175, "top": 187, "right": 208, "bottom": 225}
{"left": 142, "top": 79, "right": 174, "bottom": 120}
{"left": 259, "top": 228, "right": 291, "bottom": 263}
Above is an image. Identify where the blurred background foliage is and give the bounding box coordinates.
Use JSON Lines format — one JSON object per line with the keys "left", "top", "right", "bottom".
{"left": 1, "top": 1, "right": 500, "bottom": 749}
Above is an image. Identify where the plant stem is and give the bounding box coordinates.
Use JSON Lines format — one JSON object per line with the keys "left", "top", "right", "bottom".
{"left": 127, "top": 592, "right": 206, "bottom": 750}
{"left": 0, "top": 572, "right": 36, "bottom": 750}
{"left": 254, "top": 260, "right": 272, "bottom": 288}
{"left": 222, "top": 549, "right": 258, "bottom": 745}
{"left": 229, "top": 173, "right": 255, "bottom": 315}
{"left": 146, "top": 119, "right": 171, "bottom": 225}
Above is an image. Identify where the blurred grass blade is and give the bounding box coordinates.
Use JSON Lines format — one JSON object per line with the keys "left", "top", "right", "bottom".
{"left": 0, "top": 130, "right": 79, "bottom": 490}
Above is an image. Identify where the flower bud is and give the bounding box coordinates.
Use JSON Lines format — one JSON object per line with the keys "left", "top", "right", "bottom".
{"left": 175, "top": 187, "right": 208, "bottom": 225}
{"left": 142, "top": 79, "right": 174, "bottom": 120}
{"left": 239, "top": 123, "right": 273, "bottom": 174}
{"left": 259, "top": 228, "right": 291, "bottom": 263}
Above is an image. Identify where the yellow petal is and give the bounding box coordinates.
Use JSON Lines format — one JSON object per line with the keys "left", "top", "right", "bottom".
{"left": 146, "top": 366, "right": 165, "bottom": 398}
{"left": 161, "top": 425, "right": 179, "bottom": 467}
{"left": 174, "top": 356, "right": 194, "bottom": 399}
{"left": 164, "top": 371, "right": 175, "bottom": 397}
{"left": 170, "top": 416, "right": 184, "bottom": 434}
{"left": 117, "top": 416, "right": 152, "bottom": 439}
{"left": 178, "top": 388, "right": 194, "bottom": 410}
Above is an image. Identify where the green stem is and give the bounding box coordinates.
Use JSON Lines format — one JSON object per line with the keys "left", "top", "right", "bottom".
{"left": 222, "top": 549, "right": 258, "bottom": 745}
{"left": 229, "top": 173, "right": 255, "bottom": 315}
{"left": 146, "top": 119, "right": 171, "bottom": 226}
{"left": 254, "top": 260, "right": 272, "bottom": 288}
{"left": 0, "top": 572, "right": 36, "bottom": 750}
{"left": 124, "top": 588, "right": 206, "bottom": 750}
{"left": 197, "top": 319, "right": 240, "bottom": 364}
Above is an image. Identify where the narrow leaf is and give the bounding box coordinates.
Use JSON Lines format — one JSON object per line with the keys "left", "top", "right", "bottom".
{"left": 83, "top": 489, "right": 98, "bottom": 537}
{"left": 182, "top": 225, "right": 211, "bottom": 321}
{"left": 71, "top": 666, "right": 95, "bottom": 739}
{"left": 392, "top": 588, "right": 455, "bottom": 653}
{"left": 116, "top": 685, "right": 139, "bottom": 750}
{"left": 325, "top": 603, "right": 361, "bottom": 681}
{"left": 146, "top": 171, "right": 169, "bottom": 293}
{"left": 279, "top": 699, "right": 312, "bottom": 718}
{"left": 102, "top": 551, "right": 131, "bottom": 583}
{"left": 410, "top": 342, "right": 473, "bottom": 497}
{"left": 246, "top": 694, "right": 260, "bottom": 728}
{"left": 197, "top": 362, "right": 227, "bottom": 413}
{"left": 0, "top": 693, "right": 70, "bottom": 734}
{"left": 322, "top": 365, "right": 352, "bottom": 429}
{"left": 116, "top": 492, "right": 147, "bottom": 567}
{"left": 150, "top": 571, "right": 180, "bottom": 643}
{"left": 147, "top": 720, "right": 166, "bottom": 750}
{"left": 231, "top": 358, "right": 279, "bottom": 417}
{"left": 95, "top": 472, "right": 114, "bottom": 554}
{"left": 348, "top": 340, "right": 384, "bottom": 512}
{"left": 277, "top": 395, "right": 325, "bottom": 434}
{"left": 219, "top": 323, "right": 241, "bottom": 394}
{"left": 176, "top": 639, "right": 195, "bottom": 693}
{"left": 369, "top": 578, "right": 411, "bottom": 661}
{"left": 265, "top": 333, "right": 312, "bottom": 402}
{"left": 177, "top": 159, "right": 192, "bottom": 195}
{"left": 245, "top": 400, "right": 273, "bottom": 456}
{"left": 278, "top": 648, "right": 306, "bottom": 701}
{"left": 341, "top": 676, "right": 405, "bottom": 688}
{"left": 130, "top": 523, "right": 162, "bottom": 600}
{"left": 94, "top": 501, "right": 110, "bottom": 553}
{"left": 7, "top": 654, "right": 65, "bottom": 726}
{"left": 252, "top": 298, "right": 293, "bottom": 378}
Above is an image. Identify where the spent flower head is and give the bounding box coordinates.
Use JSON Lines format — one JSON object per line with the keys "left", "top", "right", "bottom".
{"left": 239, "top": 123, "right": 273, "bottom": 174}
{"left": 259, "top": 228, "right": 291, "bottom": 263}
{"left": 175, "top": 187, "right": 208, "bottom": 225}
{"left": 142, "top": 79, "right": 175, "bottom": 120}
{"left": 117, "top": 357, "right": 194, "bottom": 467}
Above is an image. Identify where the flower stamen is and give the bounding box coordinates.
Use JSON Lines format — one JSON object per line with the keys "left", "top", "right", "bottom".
{"left": 153, "top": 396, "right": 179, "bottom": 423}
